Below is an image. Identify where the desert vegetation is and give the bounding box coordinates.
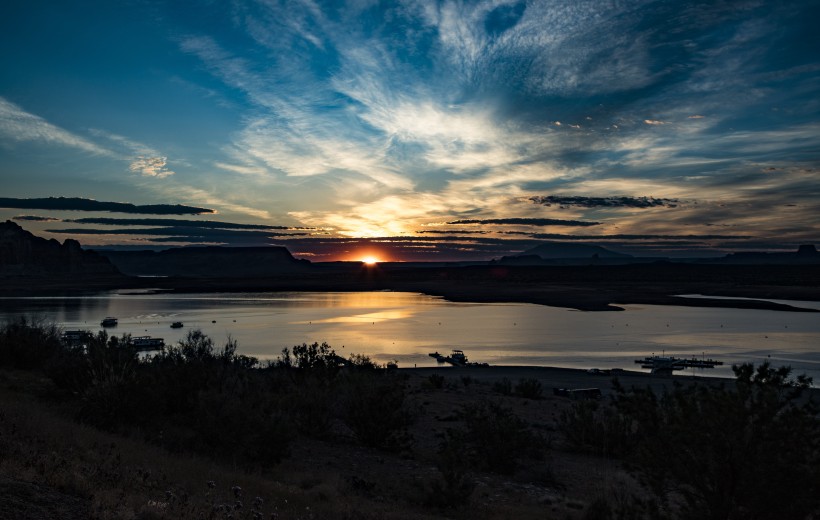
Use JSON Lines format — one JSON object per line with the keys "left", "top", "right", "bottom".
{"left": 1, "top": 316, "right": 819, "bottom": 519}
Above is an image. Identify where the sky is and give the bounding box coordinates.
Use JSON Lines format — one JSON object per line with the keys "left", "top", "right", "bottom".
{"left": 1, "top": 0, "right": 819, "bottom": 261}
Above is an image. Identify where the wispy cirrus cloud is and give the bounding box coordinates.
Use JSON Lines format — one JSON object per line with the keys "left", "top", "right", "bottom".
{"left": 0, "top": 100, "right": 179, "bottom": 184}
{"left": 7, "top": 0, "right": 814, "bottom": 257}
{"left": 0, "top": 97, "right": 115, "bottom": 156}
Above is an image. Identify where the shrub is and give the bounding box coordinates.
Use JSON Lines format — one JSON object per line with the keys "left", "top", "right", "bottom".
{"left": 445, "top": 400, "right": 545, "bottom": 475}
{"left": 558, "top": 400, "right": 632, "bottom": 457}
{"left": 614, "top": 362, "right": 820, "bottom": 519}
{"left": 72, "top": 331, "right": 144, "bottom": 429}
{"left": 341, "top": 371, "right": 415, "bottom": 449}
{"left": 492, "top": 377, "right": 512, "bottom": 395}
{"left": 428, "top": 373, "right": 445, "bottom": 389}
{"left": 513, "top": 377, "right": 543, "bottom": 399}
{"left": 0, "top": 316, "right": 62, "bottom": 369}
{"left": 288, "top": 380, "right": 336, "bottom": 439}
{"left": 426, "top": 435, "right": 476, "bottom": 508}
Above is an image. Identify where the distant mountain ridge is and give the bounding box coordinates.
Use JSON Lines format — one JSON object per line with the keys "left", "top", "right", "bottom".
{"left": 494, "top": 242, "right": 637, "bottom": 266}
{"left": 0, "top": 220, "right": 121, "bottom": 277}
{"left": 100, "top": 246, "right": 312, "bottom": 277}
{"left": 521, "top": 242, "right": 633, "bottom": 259}
{"left": 711, "top": 244, "right": 820, "bottom": 265}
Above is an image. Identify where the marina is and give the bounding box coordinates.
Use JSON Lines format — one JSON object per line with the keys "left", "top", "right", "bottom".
{"left": 636, "top": 354, "right": 724, "bottom": 375}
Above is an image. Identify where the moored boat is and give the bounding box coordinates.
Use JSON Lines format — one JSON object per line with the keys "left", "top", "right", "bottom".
{"left": 61, "top": 330, "right": 93, "bottom": 345}
{"left": 428, "top": 349, "right": 487, "bottom": 367}
{"left": 100, "top": 317, "right": 118, "bottom": 327}
{"left": 130, "top": 336, "right": 165, "bottom": 351}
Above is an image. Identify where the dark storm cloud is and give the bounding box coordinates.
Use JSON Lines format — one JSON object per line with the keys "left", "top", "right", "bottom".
{"left": 64, "top": 217, "right": 314, "bottom": 230}
{"left": 447, "top": 218, "right": 600, "bottom": 227}
{"left": 529, "top": 234, "right": 752, "bottom": 241}
{"left": 0, "top": 197, "right": 214, "bottom": 215}
{"left": 530, "top": 196, "right": 679, "bottom": 209}
{"left": 12, "top": 215, "right": 60, "bottom": 222}
{"left": 416, "top": 230, "right": 492, "bottom": 235}
{"left": 46, "top": 227, "right": 307, "bottom": 239}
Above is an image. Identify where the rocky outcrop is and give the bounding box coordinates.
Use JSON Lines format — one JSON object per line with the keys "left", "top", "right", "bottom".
{"left": 521, "top": 242, "right": 633, "bottom": 260}
{"left": 719, "top": 245, "right": 820, "bottom": 265}
{"left": 100, "top": 246, "right": 312, "bottom": 277}
{"left": 0, "top": 221, "right": 121, "bottom": 277}
{"left": 494, "top": 242, "right": 654, "bottom": 266}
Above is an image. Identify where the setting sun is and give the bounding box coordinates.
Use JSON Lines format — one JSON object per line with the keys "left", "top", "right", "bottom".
{"left": 360, "top": 256, "right": 380, "bottom": 265}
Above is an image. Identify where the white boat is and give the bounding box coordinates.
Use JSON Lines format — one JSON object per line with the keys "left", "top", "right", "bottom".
{"left": 61, "top": 330, "right": 93, "bottom": 345}
{"left": 130, "top": 336, "right": 165, "bottom": 351}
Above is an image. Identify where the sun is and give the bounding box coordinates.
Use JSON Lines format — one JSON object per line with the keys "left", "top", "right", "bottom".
{"left": 360, "top": 256, "right": 380, "bottom": 265}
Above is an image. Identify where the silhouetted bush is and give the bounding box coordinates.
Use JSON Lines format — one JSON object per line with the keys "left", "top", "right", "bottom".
{"left": 492, "top": 377, "right": 512, "bottom": 395}
{"left": 426, "top": 435, "right": 476, "bottom": 509}
{"left": 427, "top": 373, "right": 445, "bottom": 389}
{"left": 558, "top": 400, "right": 633, "bottom": 457}
{"left": 75, "top": 332, "right": 143, "bottom": 429}
{"left": 277, "top": 341, "right": 343, "bottom": 381}
{"left": 288, "top": 380, "right": 336, "bottom": 439}
{"left": 341, "top": 371, "right": 415, "bottom": 449}
{"left": 513, "top": 377, "right": 543, "bottom": 399}
{"left": 0, "top": 316, "right": 62, "bottom": 369}
{"left": 613, "top": 363, "right": 820, "bottom": 519}
{"left": 444, "top": 400, "right": 546, "bottom": 475}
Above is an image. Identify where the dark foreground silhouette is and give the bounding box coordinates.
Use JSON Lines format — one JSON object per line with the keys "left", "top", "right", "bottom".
{"left": 1, "top": 319, "right": 819, "bottom": 519}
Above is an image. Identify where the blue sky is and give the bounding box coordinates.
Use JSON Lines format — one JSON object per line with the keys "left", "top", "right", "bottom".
{"left": 1, "top": 0, "right": 819, "bottom": 260}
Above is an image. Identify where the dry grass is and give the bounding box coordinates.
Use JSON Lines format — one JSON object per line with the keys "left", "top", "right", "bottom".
{"left": 0, "top": 367, "right": 645, "bottom": 519}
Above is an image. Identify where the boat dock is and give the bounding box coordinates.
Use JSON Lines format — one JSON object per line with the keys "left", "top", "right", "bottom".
{"left": 636, "top": 355, "right": 723, "bottom": 375}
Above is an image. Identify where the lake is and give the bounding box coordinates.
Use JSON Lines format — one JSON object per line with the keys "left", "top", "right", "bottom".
{"left": 2, "top": 290, "right": 819, "bottom": 382}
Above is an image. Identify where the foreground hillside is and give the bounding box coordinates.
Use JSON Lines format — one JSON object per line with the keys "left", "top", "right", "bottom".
{"left": 1, "top": 321, "right": 818, "bottom": 519}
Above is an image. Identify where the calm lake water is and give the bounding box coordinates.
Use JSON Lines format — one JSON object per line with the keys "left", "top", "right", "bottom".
{"left": 2, "top": 290, "right": 819, "bottom": 382}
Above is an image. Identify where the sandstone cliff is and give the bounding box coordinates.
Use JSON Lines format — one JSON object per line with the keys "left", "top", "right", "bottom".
{"left": 0, "top": 220, "right": 121, "bottom": 277}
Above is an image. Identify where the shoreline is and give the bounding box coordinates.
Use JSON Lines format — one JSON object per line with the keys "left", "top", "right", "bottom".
{"left": 2, "top": 281, "right": 819, "bottom": 313}
{"left": 399, "top": 364, "right": 820, "bottom": 395}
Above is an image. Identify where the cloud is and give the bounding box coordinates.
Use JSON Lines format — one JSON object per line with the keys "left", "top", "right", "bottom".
{"left": 447, "top": 218, "right": 600, "bottom": 227}
{"left": 416, "top": 230, "right": 491, "bottom": 235}
{"left": 0, "top": 97, "right": 114, "bottom": 156}
{"left": 64, "top": 217, "right": 313, "bottom": 230}
{"left": 6, "top": 1, "right": 817, "bottom": 259}
{"left": 528, "top": 233, "right": 751, "bottom": 241}
{"left": 129, "top": 156, "right": 175, "bottom": 178}
{"left": 0, "top": 197, "right": 213, "bottom": 215}
{"left": 531, "top": 195, "right": 680, "bottom": 209}
{"left": 12, "top": 215, "right": 60, "bottom": 222}
{"left": 214, "top": 162, "right": 268, "bottom": 176}
{"left": 47, "top": 227, "right": 307, "bottom": 240}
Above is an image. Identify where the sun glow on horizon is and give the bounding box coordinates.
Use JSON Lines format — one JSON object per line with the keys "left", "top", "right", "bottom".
{"left": 360, "top": 256, "right": 380, "bottom": 265}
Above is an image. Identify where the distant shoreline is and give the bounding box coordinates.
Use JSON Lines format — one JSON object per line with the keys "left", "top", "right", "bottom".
{"left": 2, "top": 263, "right": 820, "bottom": 312}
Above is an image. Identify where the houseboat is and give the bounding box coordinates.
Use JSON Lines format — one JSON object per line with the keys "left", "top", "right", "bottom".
{"left": 100, "top": 317, "right": 118, "bottom": 327}
{"left": 130, "top": 336, "right": 165, "bottom": 351}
